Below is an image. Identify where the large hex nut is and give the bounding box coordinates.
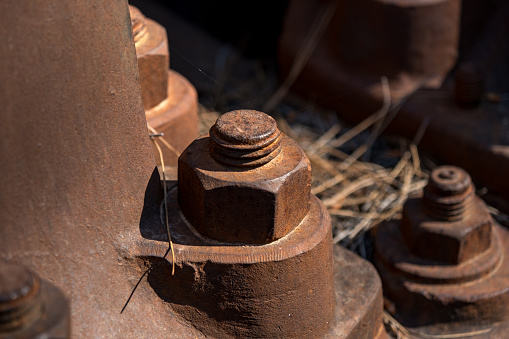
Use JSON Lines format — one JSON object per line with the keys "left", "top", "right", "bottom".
{"left": 178, "top": 133, "right": 311, "bottom": 244}
{"left": 401, "top": 196, "right": 492, "bottom": 265}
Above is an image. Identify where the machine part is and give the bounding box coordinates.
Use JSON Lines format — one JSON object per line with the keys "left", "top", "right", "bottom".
{"left": 131, "top": 110, "right": 388, "bottom": 338}
{"left": 179, "top": 110, "right": 309, "bottom": 244}
{"left": 0, "top": 260, "right": 69, "bottom": 338}
{"left": 454, "top": 62, "right": 485, "bottom": 108}
{"left": 279, "top": 0, "right": 509, "bottom": 210}
{"left": 279, "top": 0, "right": 461, "bottom": 106}
{"left": 0, "top": 1, "right": 206, "bottom": 337}
{"left": 375, "top": 166, "right": 509, "bottom": 336}
{"left": 130, "top": 6, "right": 199, "bottom": 167}
{"left": 130, "top": 5, "right": 169, "bottom": 110}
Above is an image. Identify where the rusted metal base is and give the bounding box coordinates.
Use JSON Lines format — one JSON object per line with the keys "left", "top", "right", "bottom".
{"left": 147, "top": 69, "right": 199, "bottom": 167}
{"left": 120, "top": 185, "right": 388, "bottom": 338}
{"left": 135, "top": 188, "right": 335, "bottom": 338}
{"left": 327, "top": 246, "right": 389, "bottom": 339}
{"left": 375, "top": 221, "right": 509, "bottom": 337}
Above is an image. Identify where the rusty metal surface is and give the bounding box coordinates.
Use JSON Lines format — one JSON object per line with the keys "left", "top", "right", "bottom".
{"left": 0, "top": 260, "right": 69, "bottom": 338}
{"left": 326, "top": 246, "right": 389, "bottom": 339}
{"left": 375, "top": 166, "right": 509, "bottom": 336}
{"left": 130, "top": 5, "right": 199, "bottom": 167}
{"left": 123, "top": 109, "right": 388, "bottom": 338}
{"left": 174, "top": 109, "right": 334, "bottom": 336}
{"left": 136, "top": 189, "right": 335, "bottom": 338}
{"left": 0, "top": 1, "right": 205, "bottom": 337}
{"left": 402, "top": 166, "right": 491, "bottom": 265}
{"left": 133, "top": 215, "right": 389, "bottom": 338}
{"left": 279, "top": 0, "right": 509, "bottom": 209}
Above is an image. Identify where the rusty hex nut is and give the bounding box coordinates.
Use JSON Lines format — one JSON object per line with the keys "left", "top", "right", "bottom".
{"left": 401, "top": 166, "right": 492, "bottom": 265}
{"left": 130, "top": 6, "right": 169, "bottom": 110}
{"left": 178, "top": 110, "right": 311, "bottom": 244}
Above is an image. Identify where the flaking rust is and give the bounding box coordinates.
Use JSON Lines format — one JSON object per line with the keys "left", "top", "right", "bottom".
{"left": 135, "top": 110, "right": 389, "bottom": 338}
{"left": 375, "top": 166, "right": 509, "bottom": 337}
{"left": 130, "top": 6, "right": 199, "bottom": 167}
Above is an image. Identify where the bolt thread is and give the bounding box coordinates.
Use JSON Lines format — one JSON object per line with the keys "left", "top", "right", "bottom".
{"left": 209, "top": 110, "right": 282, "bottom": 167}
{"left": 454, "top": 63, "right": 484, "bottom": 108}
{"left": 423, "top": 166, "right": 474, "bottom": 221}
{"left": 0, "top": 262, "right": 43, "bottom": 332}
{"left": 129, "top": 6, "right": 147, "bottom": 44}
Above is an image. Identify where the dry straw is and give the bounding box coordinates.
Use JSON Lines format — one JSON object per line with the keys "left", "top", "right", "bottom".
{"left": 148, "top": 124, "right": 176, "bottom": 275}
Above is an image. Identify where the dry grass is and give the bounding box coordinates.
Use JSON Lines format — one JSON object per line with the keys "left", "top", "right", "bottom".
{"left": 148, "top": 124, "right": 176, "bottom": 275}
{"left": 271, "top": 79, "right": 429, "bottom": 258}
{"left": 383, "top": 311, "right": 491, "bottom": 338}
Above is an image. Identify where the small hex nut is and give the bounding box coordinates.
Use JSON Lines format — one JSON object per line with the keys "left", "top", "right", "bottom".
{"left": 401, "top": 197, "right": 492, "bottom": 265}
{"left": 131, "top": 9, "right": 169, "bottom": 110}
{"left": 177, "top": 135, "right": 311, "bottom": 244}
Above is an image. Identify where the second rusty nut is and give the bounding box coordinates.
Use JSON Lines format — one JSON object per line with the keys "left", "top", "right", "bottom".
{"left": 401, "top": 166, "right": 492, "bottom": 264}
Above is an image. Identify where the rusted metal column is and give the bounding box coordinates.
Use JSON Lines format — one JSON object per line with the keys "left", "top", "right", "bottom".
{"left": 130, "top": 6, "right": 199, "bottom": 167}
{"left": 0, "top": 260, "right": 69, "bottom": 338}
{"left": 134, "top": 110, "right": 388, "bottom": 338}
{"left": 0, "top": 1, "right": 204, "bottom": 337}
{"left": 375, "top": 166, "right": 509, "bottom": 336}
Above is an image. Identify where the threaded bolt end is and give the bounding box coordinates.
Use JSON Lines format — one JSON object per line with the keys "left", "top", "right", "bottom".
{"left": 129, "top": 6, "right": 147, "bottom": 44}
{"left": 0, "top": 261, "right": 43, "bottom": 332}
{"left": 455, "top": 62, "right": 485, "bottom": 108}
{"left": 209, "top": 110, "right": 282, "bottom": 167}
{"left": 423, "top": 166, "right": 475, "bottom": 221}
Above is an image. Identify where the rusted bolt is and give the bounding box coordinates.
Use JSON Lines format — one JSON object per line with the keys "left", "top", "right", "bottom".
{"left": 129, "top": 5, "right": 199, "bottom": 168}
{"left": 0, "top": 262, "right": 42, "bottom": 333}
{"left": 454, "top": 62, "right": 485, "bottom": 108}
{"left": 129, "top": 5, "right": 169, "bottom": 111}
{"left": 423, "top": 165, "right": 474, "bottom": 221}
{"left": 178, "top": 109, "right": 311, "bottom": 244}
{"left": 0, "top": 260, "right": 69, "bottom": 338}
{"left": 150, "top": 109, "right": 337, "bottom": 337}
{"left": 402, "top": 166, "right": 491, "bottom": 264}
{"left": 375, "top": 165, "right": 509, "bottom": 334}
